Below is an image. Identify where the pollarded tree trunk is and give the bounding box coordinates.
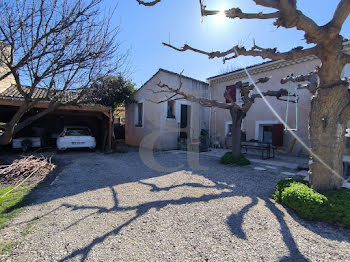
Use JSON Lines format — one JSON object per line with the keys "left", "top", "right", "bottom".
{"left": 0, "top": 126, "right": 15, "bottom": 145}
{"left": 230, "top": 108, "right": 244, "bottom": 157}
{"left": 0, "top": 102, "right": 31, "bottom": 145}
{"left": 309, "top": 83, "right": 349, "bottom": 190}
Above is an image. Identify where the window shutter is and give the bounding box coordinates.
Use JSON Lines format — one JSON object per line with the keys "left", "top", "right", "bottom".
{"left": 225, "top": 85, "right": 236, "bottom": 103}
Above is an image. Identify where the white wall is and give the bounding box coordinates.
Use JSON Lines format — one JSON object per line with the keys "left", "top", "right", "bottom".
{"left": 125, "top": 70, "right": 210, "bottom": 150}
{"left": 209, "top": 58, "right": 321, "bottom": 156}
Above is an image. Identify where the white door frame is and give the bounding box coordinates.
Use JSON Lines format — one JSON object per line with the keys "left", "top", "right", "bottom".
{"left": 255, "top": 120, "right": 279, "bottom": 141}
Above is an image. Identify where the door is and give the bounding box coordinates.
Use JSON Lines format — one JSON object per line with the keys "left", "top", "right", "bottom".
{"left": 180, "top": 104, "right": 190, "bottom": 139}
{"left": 272, "top": 124, "right": 284, "bottom": 146}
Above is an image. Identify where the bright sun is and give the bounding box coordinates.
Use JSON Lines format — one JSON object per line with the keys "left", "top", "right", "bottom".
{"left": 216, "top": 9, "right": 226, "bottom": 23}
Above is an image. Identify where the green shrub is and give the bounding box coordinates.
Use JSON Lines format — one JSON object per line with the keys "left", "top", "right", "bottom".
{"left": 321, "top": 189, "right": 350, "bottom": 228}
{"left": 274, "top": 179, "right": 350, "bottom": 228}
{"left": 273, "top": 178, "right": 309, "bottom": 202}
{"left": 220, "top": 152, "right": 250, "bottom": 166}
{"left": 281, "top": 183, "right": 327, "bottom": 220}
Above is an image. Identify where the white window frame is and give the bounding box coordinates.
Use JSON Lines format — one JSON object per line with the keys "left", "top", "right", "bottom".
{"left": 135, "top": 101, "right": 144, "bottom": 127}
{"left": 225, "top": 120, "right": 244, "bottom": 137}
{"left": 236, "top": 88, "right": 243, "bottom": 106}
{"left": 225, "top": 121, "right": 232, "bottom": 137}
{"left": 254, "top": 120, "right": 279, "bottom": 141}
{"left": 166, "top": 100, "right": 176, "bottom": 119}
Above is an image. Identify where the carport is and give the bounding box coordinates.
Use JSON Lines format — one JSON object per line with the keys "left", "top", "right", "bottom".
{"left": 0, "top": 98, "right": 113, "bottom": 150}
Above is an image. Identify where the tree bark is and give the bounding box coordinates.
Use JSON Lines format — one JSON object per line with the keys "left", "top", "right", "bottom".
{"left": 309, "top": 83, "right": 349, "bottom": 190}
{"left": 230, "top": 108, "right": 244, "bottom": 157}
{"left": 0, "top": 126, "right": 15, "bottom": 145}
{"left": 0, "top": 101, "right": 32, "bottom": 145}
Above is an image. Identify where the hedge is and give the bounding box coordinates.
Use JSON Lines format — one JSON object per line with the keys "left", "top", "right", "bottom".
{"left": 274, "top": 179, "right": 350, "bottom": 228}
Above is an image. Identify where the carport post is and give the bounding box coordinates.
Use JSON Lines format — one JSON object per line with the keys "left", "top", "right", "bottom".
{"left": 107, "top": 109, "right": 113, "bottom": 150}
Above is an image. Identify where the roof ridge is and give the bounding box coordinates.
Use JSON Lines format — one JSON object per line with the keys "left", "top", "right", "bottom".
{"left": 158, "top": 68, "right": 208, "bottom": 85}
{"left": 133, "top": 68, "right": 209, "bottom": 95}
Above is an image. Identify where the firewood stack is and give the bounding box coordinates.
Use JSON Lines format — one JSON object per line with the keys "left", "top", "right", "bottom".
{"left": 0, "top": 155, "right": 56, "bottom": 186}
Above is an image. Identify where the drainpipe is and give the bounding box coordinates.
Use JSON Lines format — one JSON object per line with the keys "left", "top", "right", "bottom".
{"left": 208, "top": 81, "right": 212, "bottom": 146}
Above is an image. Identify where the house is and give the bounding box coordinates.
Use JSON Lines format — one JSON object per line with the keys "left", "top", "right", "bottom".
{"left": 207, "top": 41, "right": 350, "bottom": 156}
{"left": 125, "top": 69, "right": 210, "bottom": 150}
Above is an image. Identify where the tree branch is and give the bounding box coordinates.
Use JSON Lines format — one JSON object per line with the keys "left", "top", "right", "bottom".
{"left": 327, "top": 0, "right": 350, "bottom": 36}
{"left": 13, "top": 102, "right": 61, "bottom": 134}
{"left": 273, "top": 0, "right": 325, "bottom": 44}
{"left": 201, "top": 6, "right": 279, "bottom": 20}
{"left": 153, "top": 75, "right": 232, "bottom": 110}
{"left": 136, "top": 0, "right": 161, "bottom": 6}
{"left": 253, "top": 0, "right": 280, "bottom": 9}
{"left": 163, "top": 42, "right": 318, "bottom": 63}
{"left": 250, "top": 88, "right": 297, "bottom": 103}
{"left": 281, "top": 71, "right": 320, "bottom": 94}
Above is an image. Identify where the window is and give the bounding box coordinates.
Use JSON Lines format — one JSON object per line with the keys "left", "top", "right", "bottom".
{"left": 136, "top": 103, "right": 143, "bottom": 127}
{"left": 225, "top": 85, "right": 236, "bottom": 103}
{"left": 226, "top": 123, "right": 233, "bottom": 136}
{"left": 262, "top": 125, "right": 273, "bottom": 144}
{"left": 236, "top": 88, "right": 243, "bottom": 104}
{"left": 65, "top": 129, "right": 91, "bottom": 136}
{"left": 226, "top": 82, "right": 250, "bottom": 105}
{"left": 167, "top": 101, "right": 175, "bottom": 118}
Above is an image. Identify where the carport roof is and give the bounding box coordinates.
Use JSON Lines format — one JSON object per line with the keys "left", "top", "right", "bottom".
{"left": 0, "top": 85, "right": 110, "bottom": 113}
{"left": 0, "top": 84, "right": 80, "bottom": 103}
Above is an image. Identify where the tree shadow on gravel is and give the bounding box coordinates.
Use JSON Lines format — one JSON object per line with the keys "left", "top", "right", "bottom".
{"left": 58, "top": 182, "right": 310, "bottom": 261}
{"left": 14, "top": 152, "right": 350, "bottom": 261}
{"left": 226, "top": 197, "right": 258, "bottom": 240}
{"left": 59, "top": 185, "right": 236, "bottom": 261}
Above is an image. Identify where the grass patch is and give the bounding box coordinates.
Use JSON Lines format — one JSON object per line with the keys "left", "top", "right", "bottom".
{"left": 0, "top": 186, "right": 32, "bottom": 229}
{"left": 220, "top": 152, "right": 251, "bottom": 166}
{"left": 274, "top": 179, "right": 350, "bottom": 228}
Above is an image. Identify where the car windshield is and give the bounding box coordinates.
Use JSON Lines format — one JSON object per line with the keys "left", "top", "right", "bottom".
{"left": 65, "top": 129, "right": 91, "bottom": 136}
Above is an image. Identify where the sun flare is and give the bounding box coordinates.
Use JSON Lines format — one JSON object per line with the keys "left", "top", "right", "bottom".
{"left": 217, "top": 9, "right": 227, "bottom": 23}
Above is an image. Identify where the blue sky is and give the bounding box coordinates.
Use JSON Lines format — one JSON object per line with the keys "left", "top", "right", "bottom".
{"left": 103, "top": 0, "right": 350, "bottom": 88}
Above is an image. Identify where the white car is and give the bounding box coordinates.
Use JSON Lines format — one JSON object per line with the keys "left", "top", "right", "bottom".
{"left": 56, "top": 126, "right": 96, "bottom": 151}
{"left": 12, "top": 137, "right": 41, "bottom": 152}
{"left": 12, "top": 126, "right": 44, "bottom": 152}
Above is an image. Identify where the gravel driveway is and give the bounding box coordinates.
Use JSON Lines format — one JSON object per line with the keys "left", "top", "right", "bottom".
{"left": 1, "top": 150, "right": 350, "bottom": 261}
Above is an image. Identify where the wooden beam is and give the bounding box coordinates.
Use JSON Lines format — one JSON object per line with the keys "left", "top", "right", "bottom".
{"left": 0, "top": 98, "right": 110, "bottom": 113}
{"left": 107, "top": 109, "right": 113, "bottom": 151}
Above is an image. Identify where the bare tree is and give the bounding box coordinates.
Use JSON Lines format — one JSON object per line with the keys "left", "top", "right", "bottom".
{"left": 137, "top": 0, "right": 350, "bottom": 190}
{"left": 151, "top": 74, "right": 295, "bottom": 157}
{"left": 0, "top": 0, "right": 124, "bottom": 145}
